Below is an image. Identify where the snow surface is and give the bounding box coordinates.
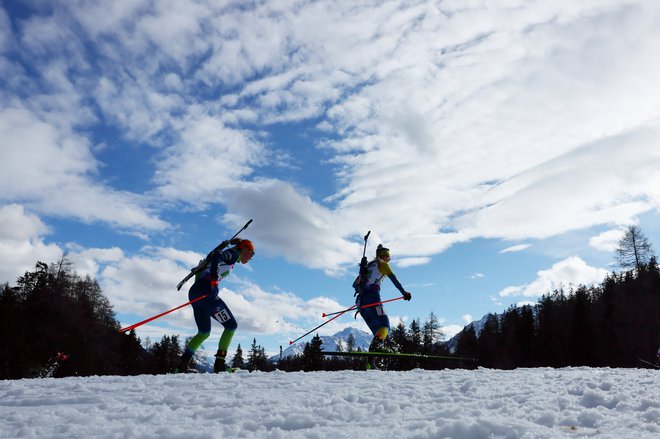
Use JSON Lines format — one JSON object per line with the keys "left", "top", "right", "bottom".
{"left": 1, "top": 368, "right": 659, "bottom": 438}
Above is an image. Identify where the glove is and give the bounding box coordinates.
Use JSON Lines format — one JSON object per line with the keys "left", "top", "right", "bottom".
{"left": 229, "top": 238, "right": 242, "bottom": 246}
{"left": 402, "top": 291, "right": 412, "bottom": 301}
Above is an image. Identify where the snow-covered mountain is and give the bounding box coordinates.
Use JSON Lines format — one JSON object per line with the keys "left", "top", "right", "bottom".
{"left": 269, "top": 327, "right": 373, "bottom": 362}
{"left": 444, "top": 305, "right": 540, "bottom": 353}
{"left": 444, "top": 313, "right": 494, "bottom": 353}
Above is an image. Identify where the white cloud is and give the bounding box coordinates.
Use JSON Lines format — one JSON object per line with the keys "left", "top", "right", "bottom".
{"left": 498, "top": 285, "right": 525, "bottom": 297}
{"left": 0, "top": 204, "right": 62, "bottom": 284}
{"left": 220, "top": 180, "right": 359, "bottom": 274}
{"left": 0, "top": 204, "right": 50, "bottom": 241}
{"left": 441, "top": 324, "right": 464, "bottom": 339}
{"left": 0, "top": 7, "right": 10, "bottom": 52}
{"left": 500, "top": 244, "right": 531, "bottom": 254}
{"left": 3, "top": 0, "right": 660, "bottom": 273}
{"left": 0, "top": 106, "right": 168, "bottom": 231}
{"left": 462, "top": 314, "right": 473, "bottom": 324}
{"left": 470, "top": 273, "right": 485, "bottom": 279}
{"left": 60, "top": 241, "right": 350, "bottom": 339}
{"left": 154, "top": 114, "right": 266, "bottom": 202}
{"left": 590, "top": 229, "right": 626, "bottom": 252}
{"left": 396, "top": 257, "right": 431, "bottom": 268}
{"left": 322, "top": 0, "right": 660, "bottom": 252}
{"left": 516, "top": 301, "right": 537, "bottom": 308}
{"left": 499, "top": 256, "right": 609, "bottom": 298}
{"left": 0, "top": 203, "right": 349, "bottom": 342}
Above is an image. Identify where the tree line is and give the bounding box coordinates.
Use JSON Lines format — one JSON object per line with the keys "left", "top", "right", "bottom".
{"left": 453, "top": 259, "right": 660, "bottom": 368}
{"left": 453, "top": 226, "right": 659, "bottom": 368}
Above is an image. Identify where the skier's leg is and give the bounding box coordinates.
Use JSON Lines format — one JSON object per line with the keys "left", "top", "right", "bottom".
{"left": 210, "top": 297, "right": 238, "bottom": 372}
{"left": 176, "top": 304, "right": 211, "bottom": 373}
{"left": 360, "top": 305, "right": 391, "bottom": 369}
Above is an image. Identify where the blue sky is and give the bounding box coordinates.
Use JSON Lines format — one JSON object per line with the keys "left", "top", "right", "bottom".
{"left": 2, "top": 0, "right": 660, "bottom": 356}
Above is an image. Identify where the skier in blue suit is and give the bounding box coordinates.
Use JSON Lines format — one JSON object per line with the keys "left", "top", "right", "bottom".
{"left": 175, "top": 238, "right": 254, "bottom": 373}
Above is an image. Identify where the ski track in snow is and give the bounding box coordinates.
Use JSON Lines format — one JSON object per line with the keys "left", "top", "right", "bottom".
{"left": 0, "top": 368, "right": 659, "bottom": 438}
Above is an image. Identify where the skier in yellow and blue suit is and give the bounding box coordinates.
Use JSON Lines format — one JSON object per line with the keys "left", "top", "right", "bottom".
{"left": 353, "top": 244, "right": 411, "bottom": 356}
{"left": 175, "top": 238, "right": 255, "bottom": 373}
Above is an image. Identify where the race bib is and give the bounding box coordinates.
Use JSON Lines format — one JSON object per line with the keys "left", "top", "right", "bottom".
{"left": 214, "top": 308, "right": 231, "bottom": 323}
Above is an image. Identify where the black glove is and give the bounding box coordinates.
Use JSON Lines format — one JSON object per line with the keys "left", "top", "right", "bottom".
{"left": 229, "top": 238, "right": 242, "bottom": 246}
{"left": 402, "top": 291, "right": 412, "bottom": 301}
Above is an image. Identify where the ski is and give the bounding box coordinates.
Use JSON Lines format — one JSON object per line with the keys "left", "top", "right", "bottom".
{"left": 322, "top": 351, "right": 476, "bottom": 362}
{"left": 638, "top": 358, "right": 660, "bottom": 369}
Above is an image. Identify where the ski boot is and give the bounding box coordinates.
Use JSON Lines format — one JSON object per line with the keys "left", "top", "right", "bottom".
{"left": 365, "top": 361, "right": 382, "bottom": 371}
{"left": 214, "top": 350, "right": 236, "bottom": 373}
{"left": 366, "top": 337, "right": 391, "bottom": 370}
{"left": 174, "top": 350, "right": 197, "bottom": 373}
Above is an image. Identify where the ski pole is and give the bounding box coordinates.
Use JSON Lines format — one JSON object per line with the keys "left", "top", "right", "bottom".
{"left": 118, "top": 295, "right": 208, "bottom": 333}
{"left": 177, "top": 219, "right": 253, "bottom": 290}
{"left": 322, "top": 296, "right": 404, "bottom": 317}
{"left": 289, "top": 308, "right": 353, "bottom": 345}
{"left": 322, "top": 304, "right": 357, "bottom": 318}
{"left": 290, "top": 231, "right": 372, "bottom": 345}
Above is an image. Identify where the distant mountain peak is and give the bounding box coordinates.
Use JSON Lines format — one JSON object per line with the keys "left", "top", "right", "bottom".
{"left": 270, "top": 327, "right": 373, "bottom": 362}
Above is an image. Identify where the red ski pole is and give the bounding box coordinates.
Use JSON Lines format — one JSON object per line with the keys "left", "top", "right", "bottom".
{"left": 321, "top": 296, "right": 404, "bottom": 318}
{"left": 118, "top": 295, "right": 208, "bottom": 333}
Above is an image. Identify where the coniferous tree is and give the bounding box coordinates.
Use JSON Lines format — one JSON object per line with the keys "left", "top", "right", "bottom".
{"left": 302, "top": 334, "right": 324, "bottom": 371}
{"left": 1, "top": 258, "right": 130, "bottom": 378}
{"left": 231, "top": 344, "right": 245, "bottom": 369}
{"left": 246, "top": 338, "right": 271, "bottom": 371}
{"left": 247, "top": 338, "right": 259, "bottom": 371}
{"left": 517, "top": 305, "right": 535, "bottom": 367}
{"left": 616, "top": 225, "right": 655, "bottom": 272}
{"left": 477, "top": 314, "right": 500, "bottom": 368}
{"left": 422, "top": 312, "right": 442, "bottom": 354}
{"left": 346, "top": 333, "right": 356, "bottom": 352}
{"left": 118, "top": 330, "right": 146, "bottom": 375}
{"left": 390, "top": 320, "right": 408, "bottom": 352}
{"left": 408, "top": 319, "right": 422, "bottom": 353}
{"left": 148, "top": 335, "right": 182, "bottom": 374}
{"left": 454, "top": 325, "right": 478, "bottom": 359}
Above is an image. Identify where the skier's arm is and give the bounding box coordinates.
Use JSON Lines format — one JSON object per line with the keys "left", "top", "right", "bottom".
{"left": 210, "top": 249, "right": 237, "bottom": 282}
{"left": 387, "top": 272, "right": 412, "bottom": 301}
{"left": 209, "top": 249, "right": 221, "bottom": 283}
{"left": 387, "top": 273, "right": 406, "bottom": 294}
{"left": 218, "top": 248, "right": 239, "bottom": 265}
